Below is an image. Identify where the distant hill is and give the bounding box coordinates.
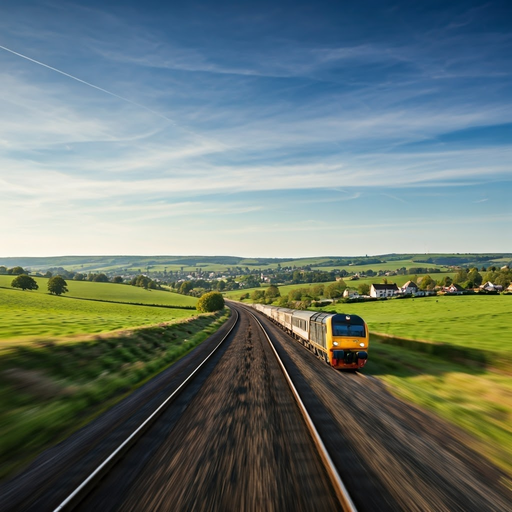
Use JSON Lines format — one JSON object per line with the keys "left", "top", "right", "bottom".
{"left": 0, "top": 253, "right": 510, "bottom": 274}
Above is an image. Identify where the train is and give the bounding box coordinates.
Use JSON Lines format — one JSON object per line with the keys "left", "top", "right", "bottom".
{"left": 250, "top": 304, "right": 369, "bottom": 370}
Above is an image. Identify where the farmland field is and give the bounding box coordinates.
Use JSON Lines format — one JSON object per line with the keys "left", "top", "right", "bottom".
{"left": 322, "top": 295, "right": 512, "bottom": 354}
{"left": 0, "top": 275, "right": 197, "bottom": 308}
{"left": 0, "top": 286, "right": 196, "bottom": 343}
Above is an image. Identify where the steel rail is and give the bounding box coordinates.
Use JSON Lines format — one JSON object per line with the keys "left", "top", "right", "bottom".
{"left": 246, "top": 307, "right": 358, "bottom": 512}
{"left": 53, "top": 308, "right": 239, "bottom": 512}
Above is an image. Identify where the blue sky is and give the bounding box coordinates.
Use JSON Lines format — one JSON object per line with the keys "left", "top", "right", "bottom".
{"left": 0, "top": 0, "right": 511, "bottom": 257}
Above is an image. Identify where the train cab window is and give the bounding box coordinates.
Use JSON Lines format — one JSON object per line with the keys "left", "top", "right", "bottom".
{"left": 332, "top": 323, "right": 365, "bottom": 337}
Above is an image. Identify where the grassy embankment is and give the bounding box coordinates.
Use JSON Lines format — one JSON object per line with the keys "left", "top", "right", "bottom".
{"left": 0, "top": 278, "right": 229, "bottom": 479}
{"left": 322, "top": 295, "right": 512, "bottom": 478}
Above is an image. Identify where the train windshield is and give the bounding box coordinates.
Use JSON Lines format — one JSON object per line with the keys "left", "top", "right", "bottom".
{"left": 332, "top": 323, "right": 365, "bottom": 337}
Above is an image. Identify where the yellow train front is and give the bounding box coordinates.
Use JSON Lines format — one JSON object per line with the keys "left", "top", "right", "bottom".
{"left": 309, "top": 312, "right": 369, "bottom": 370}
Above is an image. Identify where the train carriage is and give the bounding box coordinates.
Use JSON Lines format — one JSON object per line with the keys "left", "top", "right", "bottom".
{"left": 290, "top": 310, "right": 315, "bottom": 342}
{"left": 277, "top": 308, "right": 294, "bottom": 333}
{"left": 250, "top": 303, "right": 369, "bottom": 371}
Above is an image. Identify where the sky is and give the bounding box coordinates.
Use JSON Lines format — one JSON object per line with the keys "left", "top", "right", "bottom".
{"left": 0, "top": 0, "right": 511, "bottom": 258}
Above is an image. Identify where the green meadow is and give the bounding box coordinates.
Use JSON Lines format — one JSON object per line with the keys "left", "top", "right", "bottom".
{"left": 0, "top": 275, "right": 197, "bottom": 308}
{"left": 323, "top": 295, "right": 512, "bottom": 355}
{"left": 367, "top": 340, "right": 512, "bottom": 478}
{"left": 0, "top": 287, "right": 197, "bottom": 343}
{"left": 320, "top": 295, "right": 512, "bottom": 477}
{"left": 0, "top": 310, "right": 230, "bottom": 478}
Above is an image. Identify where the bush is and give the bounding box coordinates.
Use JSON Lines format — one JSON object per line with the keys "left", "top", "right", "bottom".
{"left": 197, "top": 292, "right": 225, "bottom": 312}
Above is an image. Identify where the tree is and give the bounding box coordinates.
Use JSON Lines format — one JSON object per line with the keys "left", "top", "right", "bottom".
{"left": 8, "top": 266, "right": 25, "bottom": 275}
{"left": 467, "top": 268, "right": 482, "bottom": 287}
{"left": 47, "top": 276, "right": 68, "bottom": 295}
{"left": 419, "top": 275, "right": 435, "bottom": 290}
{"left": 358, "top": 283, "right": 370, "bottom": 295}
{"left": 325, "top": 280, "right": 346, "bottom": 299}
{"left": 93, "top": 273, "right": 109, "bottom": 283}
{"left": 265, "top": 285, "right": 280, "bottom": 301}
{"left": 179, "top": 281, "right": 193, "bottom": 294}
{"left": 112, "top": 276, "right": 124, "bottom": 283}
{"left": 197, "top": 292, "right": 224, "bottom": 313}
{"left": 251, "top": 289, "right": 266, "bottom": 302}
{"left": 74, "top": 273, "right": 85, "bottom": 281}
{"left": 11, "top": 274, "right": 38, "bottom": 291}
{"left": 453, "top": 269, "right": 468, "bottom": 284}
{"left": 0, "top": 266, "right": 7, "bottom": 274}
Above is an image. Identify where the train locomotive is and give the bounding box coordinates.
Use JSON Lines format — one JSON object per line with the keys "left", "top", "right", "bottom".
{"left": 251, "top": 304, "right": 369, "bottom": 370}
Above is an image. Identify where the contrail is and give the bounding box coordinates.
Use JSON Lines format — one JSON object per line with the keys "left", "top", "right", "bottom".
{"left": 0, "top": 44, "right": 176, "bottom": 125}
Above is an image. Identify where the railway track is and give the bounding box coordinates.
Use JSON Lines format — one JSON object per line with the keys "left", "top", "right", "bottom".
{"left": 246, "top": 307, "right": 357, "bottom": 512}
{"left": 53, "top": 309, "right": 241, "bottom": 512}
{"left": 3, "top": 304, "right": 358, "bottom": 511}
{"left": 6, "top": 302, "right": 509, "bottom": 511}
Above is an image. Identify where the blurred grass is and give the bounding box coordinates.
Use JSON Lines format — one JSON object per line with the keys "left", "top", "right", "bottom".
{"left": 366, "top": 340, "right": 512, "bottom": 478}
{"left": 0, "top": 309, "right": 230, "bottom": 479}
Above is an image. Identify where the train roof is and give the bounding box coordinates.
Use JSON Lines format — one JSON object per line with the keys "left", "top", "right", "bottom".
{"left": 331, "top": 313, "right": 365, "bottom": 324}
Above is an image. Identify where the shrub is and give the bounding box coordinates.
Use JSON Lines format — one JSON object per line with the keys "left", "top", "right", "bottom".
{"left": 197, "top": 292, "right": 225, "bottom": 313}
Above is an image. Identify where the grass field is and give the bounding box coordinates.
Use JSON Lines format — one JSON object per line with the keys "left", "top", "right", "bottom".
{"left": 323, "top": 295, "right": 512, "bottom": 355}
{"left": 0, "top": 275, "right": 197, "bottom": 308}
{"left": 0, "top": 286, "right": 197, "bottom": 343}
{"left": 0, "top": 310, "right": 230, "bottom": 478}
{"left": 367, "top": 341, "right": 512, "bottom": 477}
{"left": 320, "top": 294, "right": 512, "bottom": 476}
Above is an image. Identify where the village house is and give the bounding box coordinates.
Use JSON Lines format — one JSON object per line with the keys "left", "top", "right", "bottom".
{"left": 370, "top": 283, "right": 399, "bottom": 298}
{"left": 480, "top": 281, "right": 503, "bottom": 292}
{"left": 507, "top": 283, "right": 512, "bottom": 292}
{"left": 446, "top": 283, "right": 465, "bottom": 294}
{"left": 401, "top": 280, "right": 419, "bottom": 294}
{"left": 343, "top": 289, "right": 360, "bottom": 299}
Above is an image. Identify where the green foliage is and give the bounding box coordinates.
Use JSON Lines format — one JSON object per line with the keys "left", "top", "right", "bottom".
{"left": 92, "top": 273, "right": 109, "bottom": 283}
{"left": 265, "top": 285, "right": 280, "bottom": 300}
{"left": 179, "top": 281, "right": 193, "bottom": 294}
{"left": 11, "top": 274, "right": 39, "bottom": 291}
{"left": 11, "top": 274, "right": 38, "bottom": 291}
{"left": 419, "top": 275, "right": 436, "bottom": 290}
{"left": 358, "top": 283, "right": 370, "bottom": 295}
{"left": 0, "top": 310, "right": 230, "bottom": 479}
{"left": 325, "top": 280, "right": 346, "bottom": 298}
{"left": 251, "top": 289, "right": 266, "bottom": 303}
{"left": 47, "top": 276, "right": 69, "bottom": 296}
{"left": 112, "top": 276, "right": 124, "bottom": 283}
{"left": 8, "top": 266, "right": 25, "bottom": 275}
{"left": 196, "top": 291, "right": 224, "bottom": 312}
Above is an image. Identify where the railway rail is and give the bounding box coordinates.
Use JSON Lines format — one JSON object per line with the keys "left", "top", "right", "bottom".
{"left": 2, "top": 303, "right": 358, "bottom": 511}
{"left": 246, "top": 307, "right": 357, "bottom": 512}
{"left": 52, "top": 309, "right": 241, "bottom": 512}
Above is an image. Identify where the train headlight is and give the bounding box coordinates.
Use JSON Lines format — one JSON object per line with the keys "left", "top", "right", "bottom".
{"left": 360, "top": 343, "right": 365, "bottom": 347}
{"left": 333, "top": 341, "right": 339, "bottom": 346}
